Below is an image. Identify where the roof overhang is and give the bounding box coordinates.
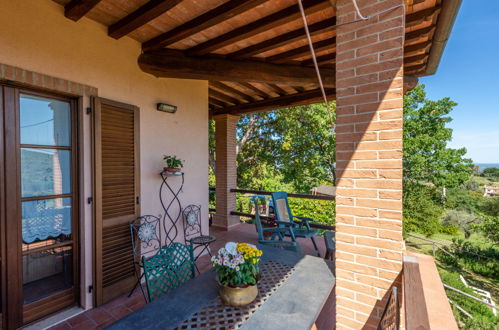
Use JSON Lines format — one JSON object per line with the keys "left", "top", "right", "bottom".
{"left": 422, "top": 0, "right": 462, "bottom": 76}
{"left": 54, "top": 0, "right": 461, "bottom": 114}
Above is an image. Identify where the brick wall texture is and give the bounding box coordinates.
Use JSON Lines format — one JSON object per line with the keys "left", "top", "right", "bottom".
{"left": 213, "top": 114, "right": 240, "bottom": 229}
{"left": 0, "top": 63, "right": 97, "bottom": 96}
{"left": 335, "top": 0, "right": 405, "bottom": 328}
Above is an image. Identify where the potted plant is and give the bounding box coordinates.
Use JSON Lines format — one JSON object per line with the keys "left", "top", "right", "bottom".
{"left": 212, "top": 242, "right": 263, "bottom": 306}
{"left": 163, "top": 155, "right": 184, "bottom": 172}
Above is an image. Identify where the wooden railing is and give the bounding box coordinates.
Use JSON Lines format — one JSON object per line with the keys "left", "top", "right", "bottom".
{"left": 209, "top": 187, "right": 335, "bottom": 231}
{"left": 403, "top": 256, "right": 430, "bottom": 330}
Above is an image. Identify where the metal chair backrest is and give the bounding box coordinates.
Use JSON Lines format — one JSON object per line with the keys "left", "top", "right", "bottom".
{"left": 377, "top": 286, "right": 399, "bottom": 330}
{"left": 129, "top": 215, "right": 162, "bottom": 264}
{"left": 143, "top": 243, "right": 195, "bottom": 301}
{"left": 182, "top": 204, "right": 202, "bottom": 243}
{"left": 271, "top": 191, "right": 294, "bottom": 224}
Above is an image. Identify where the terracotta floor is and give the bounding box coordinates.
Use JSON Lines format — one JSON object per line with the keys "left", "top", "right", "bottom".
{"left": 48, "top": 224, "right": 335, "bottom": 330}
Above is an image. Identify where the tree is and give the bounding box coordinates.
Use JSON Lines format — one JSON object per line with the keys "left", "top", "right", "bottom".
{"left": 272, "top": 102, "right": 336, "bottom": 192}
{"left": 210, "top": 102, "right": 336, "bottom": 193}
{"left": 442, "top": 209, "right": 481, "bottom": 239}
{"left": 403, "top": 181, "right": 444, "bottom": 236}
{"left": 482, "top": 167, "right": 499, "bottom": 178}
{"left": 403, "top": 85, "right": 473, "bottom": 236}
{"left": 403, "top": 85, "right": 473, "bottom": 188}
{"left": 472, "top": 215, "right": 499, "bottom": 246}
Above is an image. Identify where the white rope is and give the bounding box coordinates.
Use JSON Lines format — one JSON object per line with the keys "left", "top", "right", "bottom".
{"left": 351, "top": 0, "right": 369, "bottom": 20}
{"left": 297, "top": 0, "right": 335, "bottom": 134}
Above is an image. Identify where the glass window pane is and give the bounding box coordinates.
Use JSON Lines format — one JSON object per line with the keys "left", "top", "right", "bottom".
{"left": 21, "top": 148, "right": 71, "bottom": 198}
{"left": 23, "top": 246, "right": 73, "bottom": 304}
{"left": 20, "top": 94, "right": 71, "bottom": 146}
{"left": 22, "top": 198, "right": 72, "bottom": 244}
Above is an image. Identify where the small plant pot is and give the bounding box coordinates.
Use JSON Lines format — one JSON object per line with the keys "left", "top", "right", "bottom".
{"left": 219, "top": 284, "right": 258, "bottom": 307}
{"left": 163, "top": 167, "right": 181, "bottom": 172}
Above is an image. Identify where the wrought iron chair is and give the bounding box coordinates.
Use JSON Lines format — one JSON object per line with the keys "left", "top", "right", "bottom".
{"left": 182, "top": 204, "right": 216, "bottom": 274}
{"left": 143, "top": 243, "right": 196, "bottom": 302}
{"left": 129, "top": 214, "right": 163, "bottom": 302}
{"left": 271, "top": 191, "right": 321, "bottom": 256}
{"left": 252, "top": 196, "right": 302, "bottom": 255}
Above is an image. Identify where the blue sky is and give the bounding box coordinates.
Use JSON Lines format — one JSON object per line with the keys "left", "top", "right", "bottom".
{"left": 420, "top": 1, "right": 499, "bottom": 163}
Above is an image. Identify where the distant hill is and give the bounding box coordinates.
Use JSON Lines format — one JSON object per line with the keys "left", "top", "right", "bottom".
{"left": 475, "top": 163, "right": 499, "bottom": 171}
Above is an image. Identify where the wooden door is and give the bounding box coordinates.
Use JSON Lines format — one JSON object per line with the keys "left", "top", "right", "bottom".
{"left": 0, "top": 86, "right": 80, "bottom": 328}
{"left": 92, "top": 97, "right": 140, "bottom": 306}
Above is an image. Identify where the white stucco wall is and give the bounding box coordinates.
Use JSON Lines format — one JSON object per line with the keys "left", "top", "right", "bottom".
{"left": 0, "top": 0, "right": 209, "bottom": 308}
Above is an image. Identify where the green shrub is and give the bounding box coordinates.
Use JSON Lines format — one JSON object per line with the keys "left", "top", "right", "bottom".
{"left": 403, "top": 181, "right": 444, "bottom": 236}
{"left": 287, "top": 198, "right": 335, "bottom": 226}
{"left": 438, "top": 239, "right": 499, "bottom": 279}
{"left": 439, "top": 270, "right": 498, "bottom": 329}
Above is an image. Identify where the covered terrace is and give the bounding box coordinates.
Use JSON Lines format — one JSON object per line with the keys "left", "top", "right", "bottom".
{"left": 3, "top": 0, "right": 461, "bottom": 328}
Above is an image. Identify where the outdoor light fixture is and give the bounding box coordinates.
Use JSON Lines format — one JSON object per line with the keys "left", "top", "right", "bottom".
{"left": 157, "top": 103, "right": 177, "bottom": 114}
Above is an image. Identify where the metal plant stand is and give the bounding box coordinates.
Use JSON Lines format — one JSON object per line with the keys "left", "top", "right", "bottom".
{"left": 159, "top": 171, "right": 184, "bottom": 246}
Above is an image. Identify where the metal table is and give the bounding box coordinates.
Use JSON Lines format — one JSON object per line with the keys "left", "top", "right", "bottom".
{"left": 107, "top": 245, "right": 335, "bottom": 330}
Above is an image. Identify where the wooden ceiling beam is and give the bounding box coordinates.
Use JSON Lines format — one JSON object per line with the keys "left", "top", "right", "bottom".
{"left": 403, "top": 75, "right": 419, "bottom": 93}
{"left": 210, "top": 82, "right": 257, "bottom": 102}
{"left": 212, "top": 88, "right": 336, "bottom": 115}
{"left": 185, "top": 0, "right": 331, "bottom": 56}
{"left": 404, "top": 54, "right": 428, "bottom": 66}
{"left": 404, "top": 41, "right": 431, "bottom": 57}
{"left": 209, "top": 97, "right": 228, "bottom": 108}
{"left": 266, "top": 37, "right": 335, "bottom": 63}
{"left": 404, "top": 63, "right": 426, "bottom": 75}
{"left": 292, "top": 86, "right": 306, "bottom": 93}
{"left": 237, "top": 82, "right": 271, "bottom": 99}
{"left": 406, "top": 6, "right": 441, "bottom": 29}
{"left": 109, "top": 0, "right": 183, "bottom": 39}
{"left": 138, "top": 50, "right": 335, "bottom": 88}
{"left": 64, "top": 0, "right": 102, "bottom": 21}
{"left": 142, "top": 0, "right": 269, "bottom": 51}
{"left": 301, "top": 52, "right": 336, "bottom": 66}
{"left": 267, "top": 84, "right": 288, "bottom": 96}
{"left": 229, "top": 18, "right": 336, "bottom": 59}
{"left": 209, "top": 88, "right": 242, "bottom": 105}
{"left": 405, "top": 25, "right": 436, "bottom": 44}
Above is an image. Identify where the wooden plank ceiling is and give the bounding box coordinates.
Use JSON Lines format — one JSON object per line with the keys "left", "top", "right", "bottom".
{"left": 55, "top": 0, "right": 444, "bottom": 115}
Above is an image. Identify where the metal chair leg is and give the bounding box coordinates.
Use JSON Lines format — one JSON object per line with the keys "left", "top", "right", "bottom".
{"left": 192, "top": 243, "right": 213, "bottom": 275}
{"left": 310, "top": 236, "right": 321, "bottom": 257}
{"left": 129, "top": 271, "right": 148, "bottom": 303}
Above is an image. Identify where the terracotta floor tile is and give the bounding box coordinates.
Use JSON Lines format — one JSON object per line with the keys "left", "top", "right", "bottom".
{"left": 107, "top": 305, "right": 133, "bottom": 320}
{"left": 96, "top": 318, "right": 118, "bottom": 329}
{"left": 66, "top": 313, "right": 91, "bottom": 328}
{"left": 85, "top": 308, "right": 114, "bottom": 326}
{"left": 70, "top": 319, "right": 97, "bottom": 330}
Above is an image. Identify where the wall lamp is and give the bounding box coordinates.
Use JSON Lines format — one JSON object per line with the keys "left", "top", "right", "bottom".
{"left": 157, "top": 103, "right": 177, "bottom": 114}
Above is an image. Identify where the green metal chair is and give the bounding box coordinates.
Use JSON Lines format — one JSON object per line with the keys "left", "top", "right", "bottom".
{"left": 251, "top": 196, "right": 302, "bottom": 255}
{"left": 142, "top": 242, "right": 195, "bottom": 302}
{"left": 271, "top": 191, "right": 321, "bottom": 256}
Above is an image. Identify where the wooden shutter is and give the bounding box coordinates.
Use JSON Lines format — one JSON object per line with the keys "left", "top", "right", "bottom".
{"left": 92, "top": 97, "right": 140, "bottom": 306}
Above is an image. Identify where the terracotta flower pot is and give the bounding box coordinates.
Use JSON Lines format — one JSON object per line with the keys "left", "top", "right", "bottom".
{"left": 219, "top": 283, "right": 258, "bottom": 307}
{"left": 163, "top": 167, "right": 181, "bottom": 172}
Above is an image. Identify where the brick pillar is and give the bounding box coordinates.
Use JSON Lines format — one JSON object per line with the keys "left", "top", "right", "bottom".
{"left": 213, "top": 114, "right": 240, "bottom": 230}
{"left": 335, "top": 0, "right": 405, "bottom": 328}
